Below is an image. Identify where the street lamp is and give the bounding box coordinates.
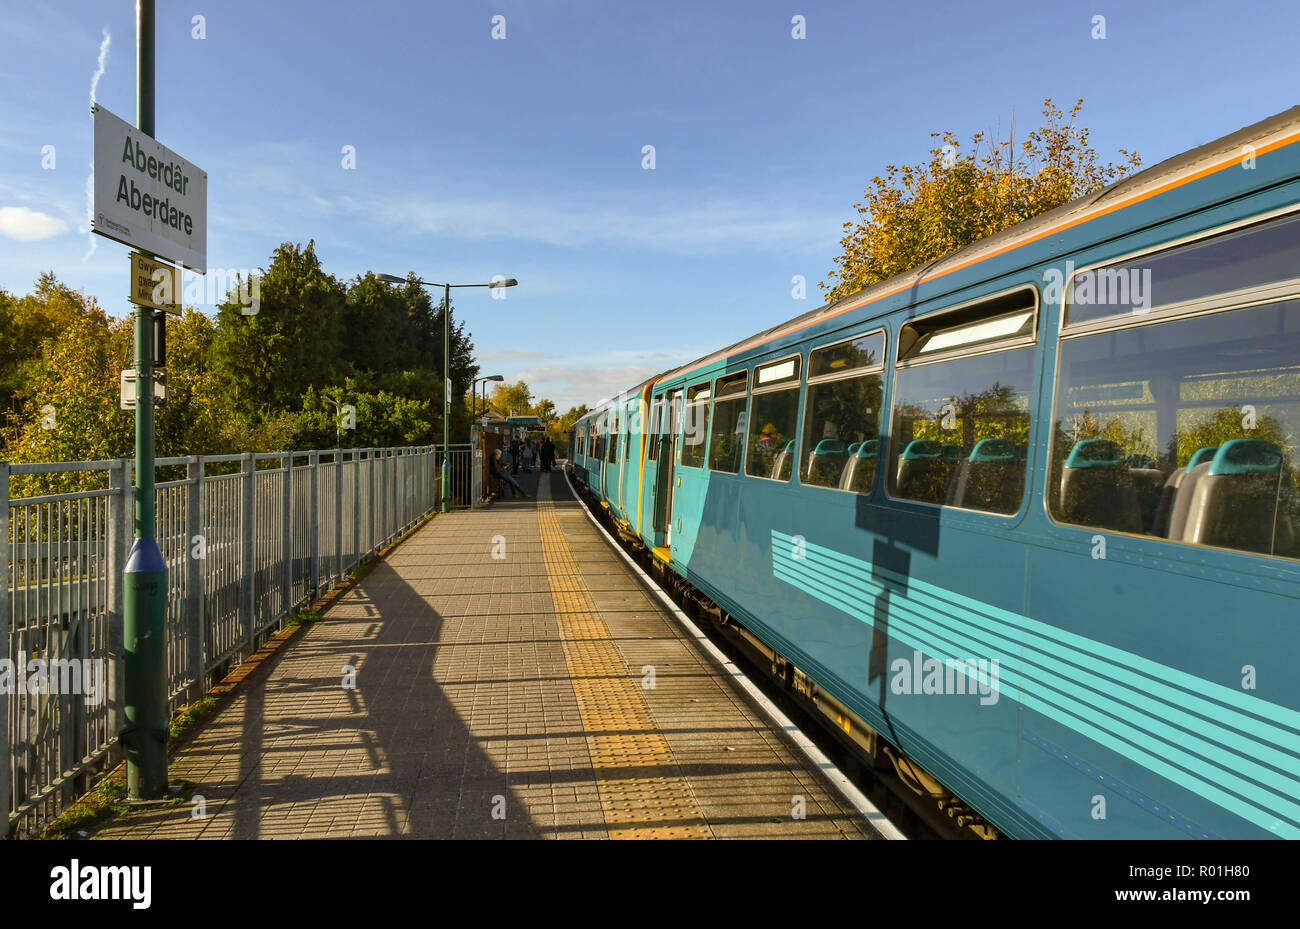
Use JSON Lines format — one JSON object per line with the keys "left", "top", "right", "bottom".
{"left": 472, "top": 374, "right": 505, "bottom": 420}
{"left": 322, "top": 394, "right": 343, "bottom": 446}
{"left": 374, "top": 273, "right": 518, "bottom": 513}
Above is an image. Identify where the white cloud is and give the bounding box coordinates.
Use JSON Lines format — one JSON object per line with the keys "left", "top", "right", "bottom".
{"left": 357, "top": 193, "right": 834, "bottom": 253}
{"left": 0, "top": 206, "right": 69, "bottom": 241}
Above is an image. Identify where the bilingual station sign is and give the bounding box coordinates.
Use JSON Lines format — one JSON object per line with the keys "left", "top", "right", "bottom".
{"left": 92, "top": 103, "right": 207, "bottom": 273}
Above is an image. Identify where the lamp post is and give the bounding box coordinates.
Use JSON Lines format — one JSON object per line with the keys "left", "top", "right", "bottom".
{"left": 322, "top": 394, "right": 347, "bottom": 446}
{"left": 472, "top": 374, "right": 505, "bottom": 421}
{"left": 375, "top": 274, "right": 517, "bottom": 513}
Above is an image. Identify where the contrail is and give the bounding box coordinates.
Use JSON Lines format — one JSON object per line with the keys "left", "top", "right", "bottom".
{"left": 90, "top": 27, "right": 110, "bottom": 103}
{"left": 84, "top": 28, "right": 110, "bottom": 260}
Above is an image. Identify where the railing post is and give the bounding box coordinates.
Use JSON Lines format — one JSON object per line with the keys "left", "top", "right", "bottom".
{"left": 281, "top": 453, "right": 293, "bottom": 616}
{"left": 106, "top": 460, "right": 127, "bottom": 758}
{"left": 309, "top": 450, "right": 320, "bottom": 597}
{"left": 0, "top": 460, "right": 10, "bottom": 832}
{"left": 334, "top": 448, "right": 343, "bottom": 582}
{"left": 377, "top": 449, "right": 387, "bottom": 547}
{"left": 351, "top": 450, "right": 360, "bottom": 572}
{"left": 240, "top": 452, "right": 255, "bottom": 654}
{"left": 367, "top": 449, "right": 376, "bottom": 557}
{"left": 184, "top": 456, "right": 203, "bottom": 703}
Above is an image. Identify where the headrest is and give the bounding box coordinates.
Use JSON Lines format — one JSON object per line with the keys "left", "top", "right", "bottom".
{"left": 1186, "top": 445, "right": 1219, "bottom": 469}
{"left": 1208, "top": 439, "right": 1284, "bottom": 476}
{"left": 970, "top": 437, "right": 1017, "bottom": 463}
{"left": 1064, "top": 438, "right": 1124, "bottom": 469}
{"left": 855, "top": 439, "right": 879, "bottom": 459}
{"left": 901, "top": 439, "right": 942, "bottom": 460}
{"left": 812, "top": 438, "right": 847, "bottom": 456}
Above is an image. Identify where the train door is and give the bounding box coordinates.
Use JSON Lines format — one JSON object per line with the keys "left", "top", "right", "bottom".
{"left": 656, "top": 389, "right": 683, "bottom": 548}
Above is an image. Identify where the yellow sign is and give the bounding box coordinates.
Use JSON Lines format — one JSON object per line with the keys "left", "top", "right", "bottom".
{"left": 129, "top": 251, "right": 181, "bottom": 314}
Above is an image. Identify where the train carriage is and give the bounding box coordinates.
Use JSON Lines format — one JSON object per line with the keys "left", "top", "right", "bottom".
{"left": 572, "top": 107, "right": 1300, "bottom": 838}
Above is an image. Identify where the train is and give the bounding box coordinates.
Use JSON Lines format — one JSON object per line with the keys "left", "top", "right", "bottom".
{"left": 568, "top": 106, "right": 1300, "bottom": 839}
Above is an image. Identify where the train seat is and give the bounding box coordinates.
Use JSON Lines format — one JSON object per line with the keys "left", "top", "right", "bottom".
{"left": 1180, "top": 439, "right": 1295, "bottom": 555}
{"left": 950, "top": 438, "right": 1023, "bottom": 512}
{"left": 896, "top": 439, "right": 954, "bottom": 504}
{"left": 838, "top": 439, "right": 879, "bottom": 494}
{"left": 807, "top": 438, "right": 848, "bottom": 486}
{"left": 770, "top": 439, "right": 796, "bottom": 481}
{"left": 1059, "top": 439, "right": 1143, "bottom": 532}
{"left": 1152, "top": 446, "right": 1217, "bottom": 537}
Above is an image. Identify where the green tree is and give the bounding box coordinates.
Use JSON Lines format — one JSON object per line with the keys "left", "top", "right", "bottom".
{"left": 211, "top": 241, "right": 347, "bottom": 419}
{"left": 549, "top": 404, "right": 589, "bottom": 457}
{"left": 822, "top": 99, "right": 1142, "bottom": 304}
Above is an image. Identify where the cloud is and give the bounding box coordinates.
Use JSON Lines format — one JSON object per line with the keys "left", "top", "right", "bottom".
{"left": 512, "top": 363, "right": 667, "bottom": 411}
{"left": 359, "top": 193, "right": 835, "bottom": 253}
{"left": 0, "top": 206, "right": 69, "bottom": 241}
{"left": 84, "top": 27, "right": 110, "bottom": 260}
{"left": 476, "top": 349, "right": 554, "bottom": 361}
{"left": 90, "top": 28, "right": 110, "bottom": 103}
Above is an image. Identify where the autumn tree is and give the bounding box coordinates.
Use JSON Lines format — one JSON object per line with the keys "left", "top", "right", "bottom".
{"left": 488, "top": 380, "right": 535, "bottom": 417}
{"left": 822, "top": 99, "right": 1142, "bottom": 304}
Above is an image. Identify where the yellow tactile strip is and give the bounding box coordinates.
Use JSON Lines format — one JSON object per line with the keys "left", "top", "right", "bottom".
{"left": 538, "top": 499, "right": 711, "bottom": 839}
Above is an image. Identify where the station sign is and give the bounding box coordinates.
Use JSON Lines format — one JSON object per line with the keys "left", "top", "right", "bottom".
{"left": 129, "top": 251, "right": 183, "bottom": 314}
{"left": 92, "top": 103, "right": 207, "bottom": 273}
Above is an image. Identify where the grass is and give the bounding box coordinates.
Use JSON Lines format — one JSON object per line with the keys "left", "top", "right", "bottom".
{"left": 284, "top": 608, "right": 323, "bottom": 626}
{"left": 36, "top": 772, "right": 129, "bottom": 840}
{"left": 168, "top": 695, "right": 220, "bottom": 742}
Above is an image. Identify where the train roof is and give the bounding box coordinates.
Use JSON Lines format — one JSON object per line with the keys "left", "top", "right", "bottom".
{"left": 581, "top": 105, "right": 1300, "bottom": 421}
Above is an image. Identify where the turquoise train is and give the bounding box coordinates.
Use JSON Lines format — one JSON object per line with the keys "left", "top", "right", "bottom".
{"left": 571, "top": 107, "right": 1300, "bottom": 839}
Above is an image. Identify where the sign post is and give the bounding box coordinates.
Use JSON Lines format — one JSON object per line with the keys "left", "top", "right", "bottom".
{"left": 91, "top": 0, "right": 209, "bottom": 802}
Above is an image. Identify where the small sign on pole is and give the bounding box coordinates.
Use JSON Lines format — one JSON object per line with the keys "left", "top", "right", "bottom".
{"left": 119, "top": 369, "right": 168, "bottom": 410}
{"left": 129, "top": 251, "right": 182, "bottom": 314}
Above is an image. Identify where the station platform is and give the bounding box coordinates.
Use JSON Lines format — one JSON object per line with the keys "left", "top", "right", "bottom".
{"left": 96, "top": 467, "right": 885, "bottom": 840}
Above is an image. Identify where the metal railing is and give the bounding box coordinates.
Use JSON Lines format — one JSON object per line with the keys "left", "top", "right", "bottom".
{"left": 1, "top": 443, "right": 471, "bottom": 836}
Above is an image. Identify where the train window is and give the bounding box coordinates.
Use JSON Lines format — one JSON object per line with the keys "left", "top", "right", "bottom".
{"left": 709, "top": 371, "right": 749, "bottom": 474}
{"left": 607, "top": 411, "right": 619, "bottom": 464}
{"left": 1050, "top": 294, "right": 1300, "bottom": 560}
{"left": 669, "top": 389, "right": 683, "bottom": 454}
{"left": 591, "top": 422, "right": 602, "bottom": 461}
{"left": 888, "top": 287, "right": 1038, "bottom": 514}
{"left": 647, "top": 397, "right": 663, "bottom": 462}
{"left": 747, "top": 355, "right": 801, "bottom": 481}
{"left": 1066, "top": 211, "right": 1300, "bottom": 328}
{"left": 682, "top": 381, "right": 711, "bottom": 468}
{"left": 801, "top": 332, "right": 886, "bottom": 492}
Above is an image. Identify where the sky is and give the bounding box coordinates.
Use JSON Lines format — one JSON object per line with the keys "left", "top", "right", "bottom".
{"left": 1, "top": 0, "right": 1298, "bottom": 411}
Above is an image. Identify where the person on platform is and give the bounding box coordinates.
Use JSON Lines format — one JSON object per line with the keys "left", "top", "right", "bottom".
{"left": 541, "top": 437, "right": 554, "bottom": 472}
{"left": 522, "top": 441, "right": 535, "bottom": 471}
{"left": 510, "top": 438, "right": 522, "bottom": 475}
{"left": 491, "top": 449, "right": 527, "bottom": 498}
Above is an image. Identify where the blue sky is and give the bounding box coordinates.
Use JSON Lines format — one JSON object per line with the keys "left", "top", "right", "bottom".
{"left": 1, "top": 0, "right": 1297, "bottom": 410}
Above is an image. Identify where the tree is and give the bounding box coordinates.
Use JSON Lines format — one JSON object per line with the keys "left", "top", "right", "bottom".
{"left": 211, "top": 241, "right": 347, "bottom": 419}
{"left": 822, "top": 99, "right": 1142, "bottom": 304}
{"left": 488, "top": 380, "right": 534, "bottom": 417}
{"left": 549, "top": 404, "right": 589, "bottom": 456}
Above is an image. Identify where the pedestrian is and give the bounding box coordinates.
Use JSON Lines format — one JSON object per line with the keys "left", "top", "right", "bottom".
{"left": 491, "top": 449, "right": 527, "bottom": 498}
{"left": 510, "top": 438, "right": 521, "bottom": 475}
{"left": 541, "top": 437, "right": 554, "bottom": 472}
{"left": 523, "top": 441, "right": 535, "bottom": 471}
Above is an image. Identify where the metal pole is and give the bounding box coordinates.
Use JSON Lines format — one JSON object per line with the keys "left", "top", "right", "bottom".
{"left": 0, "top": 460, "right": 10, "bottom": 831}
{"left": 122, "top": 0, "right": 168, "bottom": 800}
{"left": 442, "top": 283, "right": 451, "bottom": 514}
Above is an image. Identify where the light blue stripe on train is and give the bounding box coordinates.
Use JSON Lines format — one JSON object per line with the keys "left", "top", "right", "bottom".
{"left": 772, "top": 530, "right": 1300, "bottom": 839}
